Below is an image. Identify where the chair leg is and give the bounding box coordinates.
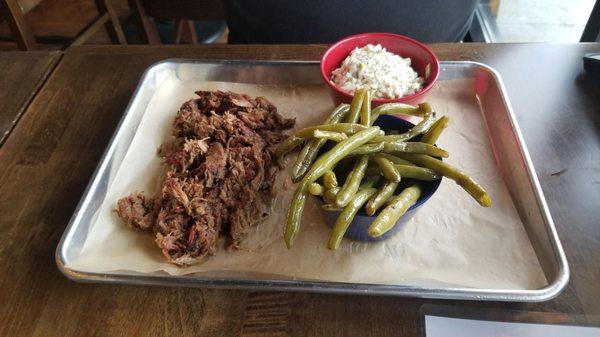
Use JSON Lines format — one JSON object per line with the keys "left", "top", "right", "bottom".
{"left": 94, "top": 0, "right": 127, "bottom": 44}
{"left": 175, "top": 20, "right": 199, "bottom": 44}
{"left": 187, "top": 20, "right": 198, "bottom": 44}
{"left": 1, "top": 0, "right": 35, "bottom": 50}
{"left": 128, "top": 0, "right": 161, "bottom": 44}
{"left": 69, "top": 13, "right": 109, "bottom": 47}
{"left": 175, "top": 19, "right": 183, "bottom": 44}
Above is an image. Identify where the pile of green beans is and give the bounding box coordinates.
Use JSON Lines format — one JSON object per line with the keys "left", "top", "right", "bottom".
{"left": 275, "top": 91, "right": 492, "bottom": 249}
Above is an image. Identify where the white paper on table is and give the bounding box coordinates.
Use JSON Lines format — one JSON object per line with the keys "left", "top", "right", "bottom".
{"left": 67, "top": 72, "right": 547, "bottom": 290}
{"left": 425, "top": 316, "right": 600, "bottom": 337}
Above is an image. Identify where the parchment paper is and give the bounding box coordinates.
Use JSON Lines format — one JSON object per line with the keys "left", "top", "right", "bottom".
{"left": 68, "top": 73, "right": 547, "bottom": 290}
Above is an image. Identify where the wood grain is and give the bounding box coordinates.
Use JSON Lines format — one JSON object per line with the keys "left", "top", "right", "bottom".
{"left": 0, "top": 50, "right": 60, "bottom": 145}
{"left": 0, "top": 44, "right": 599, "bottom": 337}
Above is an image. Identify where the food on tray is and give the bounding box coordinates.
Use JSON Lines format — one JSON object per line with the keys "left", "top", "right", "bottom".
{"left": 116, "top": 91, "right": 295, "bottom": 266}
{"left": 330, "top": 44, "right": 424, "bottom": 99}
{"left": 277, "top": 91, "right": 491, "bottom": 250}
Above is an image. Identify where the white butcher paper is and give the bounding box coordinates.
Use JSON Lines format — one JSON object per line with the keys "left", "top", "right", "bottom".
{"left": 67, "top": 73, "right": 547, "bottom": 290}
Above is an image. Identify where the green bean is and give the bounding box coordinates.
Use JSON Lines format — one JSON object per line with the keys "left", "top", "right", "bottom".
{"left": 320, "top": 103, "right": 351, "bottom": 125}
{"left": 331, "top": 103, "right": 351, "bottom": 119}
{"left": 291, "top": 105, "right": 350, "bottom": 181}
{"left": 370, "top": 102, "right": 422, "bottom": 125}
{"left": 286, "top": 127, "right": 383, "bottom": 248}
{"left": 360, "top": 174, "right": 382, "bottom": 188}
{"left": 323, "top": 187, "right": 340, "bottom": 204}
{"left": 383, "top": 141, "right": 449, "bottom": 158}
{"left": 300, "top": 127, "right": 382, "bottom": 186}
{"left": 368, "top": 185, "right": 422, "bottom": 237}
{"left": 275, "top": 135, "right": 303, "bottom": 156}
{"left": 322, "top": 171, "right": 338, "bottom": 189}
{"left": 328, "top": 187, "right": 378, "bottom": 250}
{"left": 369, "top": 135, "right": 405, "bottom": 142}
{"left": 308, "top": 182, "right": 324, "bottom": 196}
{"left": 367, "top": 133, "right": 403, "bottom": 144}
{"left": 292, "top": 142, "right": 315, "bottom": 182}
{"left": 419, "top": 102, "right": 434, "bottom": 114}
{"left": 335, "top": 155, "right": 369, "bottom": 207}
{"left": 366, "top": 180, "right": 399, "bottom": 216}
{"left": 372, "top": 108, "right": 437, "bottom": 142}
{"left": 376, "top": 153, "right": 415, "bottom": 166}
{"left": 274, "top": 136, "right": 304, "bottom": 165}
{"left": 360, "top": 90, "right": 372, "bottom": 126}
{"left": 372, "top": 155, "right": 401, "bottom": 182}
{"left": 322, "top": 204, "right": 343, "bottom": 211}
{"left": 421, "top": 116, "right": 449, "bottom": 145}
{"left": 407, "top": 105, "right": 437, "bottom": 139}
{"left": 345, "top": 89, "right": 366, "bottom": 123}
{"left": 349, "top": 142, "right": 384, "bottom": 156}
{"left": 312, "top": 130, "right": 348, "bottom": 142}
{"left": 294, "top": 123, "right": 368, "bottom": 138}
{"left": 284, "top": 187, "right": 307, "bottom": 248}
{"left": 394, "top": 165, "right": 440, "bottom": 181}
{"left": 400, "top": 154, "right": 491, "bottom": 207}
{"left": 365, "top": 167, "right": 382, "bottom": 178}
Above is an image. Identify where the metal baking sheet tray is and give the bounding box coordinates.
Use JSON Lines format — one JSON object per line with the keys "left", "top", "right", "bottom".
{"left": 56, "top": 60, "right": 569, "bottom": 301}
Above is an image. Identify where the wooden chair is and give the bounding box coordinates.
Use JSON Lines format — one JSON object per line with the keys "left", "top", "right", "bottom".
{"left": 0, "top": 0, "right": 127, "bottom": 50}
{"left": 128, "top": 0, "right": 225, "bottom": 44}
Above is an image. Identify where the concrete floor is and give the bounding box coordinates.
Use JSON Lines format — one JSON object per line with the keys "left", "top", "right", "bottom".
{"left": 495, "top": 0, "right": 596, "bottom": 42}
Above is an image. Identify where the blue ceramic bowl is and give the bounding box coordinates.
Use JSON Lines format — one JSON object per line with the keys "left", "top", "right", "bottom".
{"left": 322, "top": 115, "right": 442, "bottom": 241}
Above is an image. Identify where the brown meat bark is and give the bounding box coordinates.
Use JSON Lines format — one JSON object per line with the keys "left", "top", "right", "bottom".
{"left": 116, "top": 91, "right": 294, "bottom": 266}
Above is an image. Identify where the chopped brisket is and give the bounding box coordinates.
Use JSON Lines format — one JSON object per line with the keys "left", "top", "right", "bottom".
{"left": 202, "top": 142, "right": 227, "bottom": 188}
{"left": 115, "top": 192, "right": 156, "bottom": 231}
{"left": 116, "top": 91, "right": 294, "bottom": 266}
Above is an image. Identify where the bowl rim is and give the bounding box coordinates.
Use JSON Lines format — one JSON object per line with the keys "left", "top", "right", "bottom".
{"left": 320, "top": 32, "right": 440, "bottom": 103}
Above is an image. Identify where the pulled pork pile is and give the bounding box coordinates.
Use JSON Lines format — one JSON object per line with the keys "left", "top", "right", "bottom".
{"left": 116, "top": 91, "right": 295, "bottom": 266}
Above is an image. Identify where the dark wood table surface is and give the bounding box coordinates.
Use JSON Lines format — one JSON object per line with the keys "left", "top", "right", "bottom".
{"left": 0, "top": 51, "right": 60, "bottom": 145}
{"left": 0, "top": 44, "right": 598, "bottom": 336}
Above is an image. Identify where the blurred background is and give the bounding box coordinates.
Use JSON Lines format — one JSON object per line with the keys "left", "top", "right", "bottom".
{"left": 0, "top": 0, "right": 598, "bottom": 50}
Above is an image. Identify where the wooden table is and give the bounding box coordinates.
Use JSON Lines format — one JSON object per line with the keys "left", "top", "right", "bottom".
{"left": 0, "top": 44, "right": 599, "bottom": 336}
{"left": 0, "top": 51, "right": 60, "bottom": 145}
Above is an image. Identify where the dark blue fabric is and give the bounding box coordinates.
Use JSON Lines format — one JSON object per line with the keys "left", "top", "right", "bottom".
{"left": 223, "top": 0, "right": 477, "bottom": 43}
